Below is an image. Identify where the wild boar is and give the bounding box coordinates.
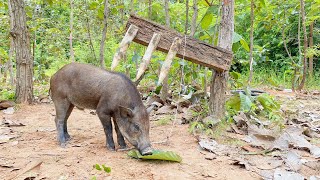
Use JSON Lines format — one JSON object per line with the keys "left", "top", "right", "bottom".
{"left": 50, "top": 63, "right": 152, "bottom": 155}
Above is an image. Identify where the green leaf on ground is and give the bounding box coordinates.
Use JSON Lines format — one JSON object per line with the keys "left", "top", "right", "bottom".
{"left": 128, "top": 149, "right": 182, "bottom": 163}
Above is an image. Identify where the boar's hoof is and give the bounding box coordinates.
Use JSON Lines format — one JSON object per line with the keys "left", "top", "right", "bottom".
{"left": 140, "top": 147, "right": 153, "bottom": 156}
{"left": 60, "top": 142, "right": 67, "bottom": 148}
{"left": 106, "top": 145, "right": 116, "bottom": 151}
{"left": 65, "top": 134, "right": 71, "bottom": 141}
{"left": 118, "top": 146, "right": 129, "bottom": 151}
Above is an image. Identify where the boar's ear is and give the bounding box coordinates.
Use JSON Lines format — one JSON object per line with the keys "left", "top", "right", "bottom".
{"left": 119, "top": 106, "right": 134, "bottom": 118}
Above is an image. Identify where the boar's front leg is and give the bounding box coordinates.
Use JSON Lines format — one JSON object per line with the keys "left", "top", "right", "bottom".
{"left": 97, "top": 110, "right": 115, "bottom": 151}
{"left": 113, "top": 117, "right": 127, "bottom": 149}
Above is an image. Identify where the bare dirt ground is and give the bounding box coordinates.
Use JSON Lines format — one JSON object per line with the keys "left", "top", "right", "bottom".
{"left": 0, "top": 103, "right": 259, "bottom": 180}
{"left": 1, "top": 90, "right": 320, "bottom": 180}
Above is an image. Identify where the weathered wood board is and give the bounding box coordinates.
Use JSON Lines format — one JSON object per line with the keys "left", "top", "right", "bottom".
{"left": 125, "top": 15, "right": 233, "bottom": 72}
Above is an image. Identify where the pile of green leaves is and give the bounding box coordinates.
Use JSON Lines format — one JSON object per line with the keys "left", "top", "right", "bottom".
{"left": 127, "top": 149, "right": 182, "bottom": 163}
{"left": 226, "top": 88, "right": 282, "bottom": 124}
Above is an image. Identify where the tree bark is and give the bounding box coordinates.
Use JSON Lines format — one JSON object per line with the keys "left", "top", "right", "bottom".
{"left": 85, "top": 17, "right": 97, "bottom": 63}
{"left": 8, "top": 35, "right": 15, "bottom": 85}
{"left": 99, "top": 0, "right": 109, "bottom": 68}
{"left": 8, "top": 0, "right": 33, "bottom": 103}
{"left": 297, "top": 0, "right": 307, "bottom": 91}
{"left": 161, "top": 0, "right": 171, "bottom": 102}
{"left": 164, "top": 0, "right": 170, "bottom": 27}
{"left": 308, "top": 21, "right": 314, "bottom": 78}
{"left": 209, "top": 0, "right": 234, "bottom": 119}
{"left": 148, "top": 0, "right": 152, "bottom": 19}
{"left": 248, "top": 0, "right": 254, "bottom": 85}
{"left": 185, "top": 0, "right": 189, "bottom": 34}
{"left": 69, "top": 0, "right": 75, "bottom": 62}
{"left": 190, "top": 0, "right": 198, "bottom": 36}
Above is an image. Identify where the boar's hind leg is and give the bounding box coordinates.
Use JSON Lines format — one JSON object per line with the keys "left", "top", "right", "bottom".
{"left": 64, "top": 104, "right": 74, "bottom": 141}
{"left": 97, "top": 111, "right": 115, "bottom": 151}
{"left": 54, "top": 99, "right": 71, "bottom": 147}
{"left": 113, "top": 118, "right": 127, "bottom": 149}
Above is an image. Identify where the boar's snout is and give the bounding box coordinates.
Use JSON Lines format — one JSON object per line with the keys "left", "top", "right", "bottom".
{"left": 140, "top": 146, "right": 153, "bottom": 156}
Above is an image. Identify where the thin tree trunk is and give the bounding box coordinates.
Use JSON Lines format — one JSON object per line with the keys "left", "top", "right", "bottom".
{"left": 185, "top": 0, "right": 189, "bottom": 34}
{"left": 130, "top": 0, "right": 134, "bottom": 14}
{"left": 69, "top": 0, "right": 75, "bottom": 62}
{"left": 8, "top": 34, "right": 15, "bottom": 85}
{"left": 248, "top": 0, "right": 254, "bottom": 85}
{"left": 8, "top": 0, "right": 33, "bottom": 103}
{"left": 148, "top": 0, "right": 152, "bottom": 19}
{"left": 209, "top": 0, "right": 234, "bottom": 118}
{"left": 164, "top": 0, "right": 170, "bottom": 27}
{"left": 161, "top": 0, "right": 171, "bottom": 102}
{"left": 308, "top": 21, "right": 314, "bottom": 78}
{"left": 85, "top": 17, "right": 97, "bottom": 63}
{"left": 297, "top": 0, "right": 307, "bottom": 91}
{"left": 190, "top": 0, "right": 198, "bottom": 36}
{"left": 99, "top": 0, "right": 109, "bottom": 68}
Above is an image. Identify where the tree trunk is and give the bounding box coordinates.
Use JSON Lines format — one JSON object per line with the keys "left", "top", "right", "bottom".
{"left": 308, "top": 21, "right": 314, "bottom": 78}
{"left": 248, "top": 0, "right": 254, "bottom": 85}
{"left": 99, "top": 0, "right": 109, "bottom": 68}
{"left": 148, "top": 0, "right": 152, "bottom": 19}
{"left": 69, "top": 0, "right": 75, "bottom": 62}
{"left": 8, "top": 37, "right": 15, "bottom": 85}
{"left": 297, "top": 0, "right": 307, "bottom": 91}
{"left": 185, "top": 0, "right": 189, "bottom": 34}
{"left": 8, "top": 0, "right": 33, "bottom": 103}
{"left": 190, "top": 0, "right": 198, "bottom": 36}
{"left": 130, "top": 0, "right": 134, "bottom": 14}
{"left": 85, "top": 17, "right": 97, "bottom": 63}
{"left": 209, "top": 0, "right": 234, "bottom": 119}
{"left": 161, "top": 0, "right": 171, "bottom": 102}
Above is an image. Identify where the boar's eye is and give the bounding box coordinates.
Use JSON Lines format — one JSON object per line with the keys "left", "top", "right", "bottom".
{"left": 133, "top": 123, "right": 140, "bottom": 132}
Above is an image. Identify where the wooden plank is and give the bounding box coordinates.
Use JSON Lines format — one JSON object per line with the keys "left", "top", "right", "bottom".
{"left": 125, "top": 15, "right": 233, "bottom": 72}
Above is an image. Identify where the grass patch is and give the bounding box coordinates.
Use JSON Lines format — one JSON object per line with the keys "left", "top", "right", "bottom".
{"left": 156, "top": 115, "right": 173, "bottom": 126}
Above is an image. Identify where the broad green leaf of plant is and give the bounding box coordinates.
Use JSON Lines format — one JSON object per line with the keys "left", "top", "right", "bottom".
{"left": 226, "top": 95, "right": 241, "bottom": 111}
{"left": 240, "top": 39, "right": 250, "bottom": 52}
{"left": 127, "top": 149, "right": 182, "bottom": 163}
{"left": 102, "top": 165, "right": 111, "bottom": 173}
{"left": 94, "top": 164, "right": 102, "bottom": 171}
{"left": 256, "top": 93, "right": 280, "bottom": 113}
{"left": 230, "top": 71, "right": 241, "bottom": 80}
{"left": 233, "top": 32, "right": 242, "bottom": 43}
{"left": 239, "top": 92, "right": 252, "bottom": 112}
{"left": 201, "top": 13, "right": 213, "bottom": 30}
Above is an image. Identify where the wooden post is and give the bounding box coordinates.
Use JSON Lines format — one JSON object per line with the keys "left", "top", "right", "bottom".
{"left": 111, "top": 24, "right": 139, "bottom": 71}
{"left": 135, "top": 33, "right": 161, "bottom": 81}
{"left": 209, "top": 0, "right": 234, "bottom": 118}
{"left": 158, "top": 37, "right": 182, "bottom": 85}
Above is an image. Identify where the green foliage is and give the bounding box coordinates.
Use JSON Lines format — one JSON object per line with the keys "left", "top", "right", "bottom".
{"left": 93, "top": 164, "right": 111, "bottom": 173}
{"left": 127, "top": 149, "right": 182, "bottom": 163}
{"left": 0, "top": 88, "right": 15, "bottom": 100}
{"left": 226, "top": 90, "right": 283, "bottom": 122}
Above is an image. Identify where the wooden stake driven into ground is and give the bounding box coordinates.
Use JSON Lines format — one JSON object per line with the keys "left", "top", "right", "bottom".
{"left": 135, "top": 33, "right": 161, "bottom": 81}
{"left": 126, "top": 15, "right": 232, "bottom": 72}
{"left": 158, "top": 37, "right": 182, "bottom": 85}
{"left": 111, "top": 24, "right": 139, "bottom": 71}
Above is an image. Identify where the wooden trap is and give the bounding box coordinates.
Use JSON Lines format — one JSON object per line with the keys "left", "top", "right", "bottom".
{"left": 111, "top": 15, "right": 233, "bottom": 85}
